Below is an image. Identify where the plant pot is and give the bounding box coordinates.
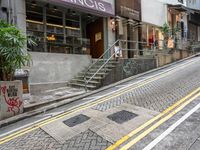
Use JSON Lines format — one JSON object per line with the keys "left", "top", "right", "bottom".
{"left": 0, "top": 80, "right": 23, "bottom": 120}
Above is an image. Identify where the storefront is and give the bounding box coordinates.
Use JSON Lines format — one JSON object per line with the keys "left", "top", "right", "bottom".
{"left": 140, "top": 0, "right": 166, "bottom": 50}
{"left": 115, "top": 0, "right": 141, "bottom": 58}
{"left": 141, "top": 24, "right": 163, "bottom": 50}
{"left": 26, "top": 0, "right": 114, "bottom": 58}
{"left": 167, "top": 5, "right": 189, "bottom": 40}
{"left": 188, "top": 12, "right": 200, "bottom": 42}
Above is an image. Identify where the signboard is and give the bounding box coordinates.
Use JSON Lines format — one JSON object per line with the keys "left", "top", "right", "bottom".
{"left": 116, "top": 0, "right": 141, "bottom": 21}
{"left": 49, "top": 0, "right": 114, "bottom": 16}
{"left": 0, "top": 81, "right": 23, "bottom": 120}
{"left": 95, "top": 32, "right": 102, "bottom": 42}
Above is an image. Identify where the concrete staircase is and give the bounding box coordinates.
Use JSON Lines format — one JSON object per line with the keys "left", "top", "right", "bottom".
{"left": 69, "top": 59, "right": 118, "bottom": 90}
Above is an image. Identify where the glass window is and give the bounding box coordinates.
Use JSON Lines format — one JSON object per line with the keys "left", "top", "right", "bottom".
{"left": 26, "top": 1, "right": 92, "bottom": 54}
{"left": 26, "top": 3, "right": 44, "bottom": 52}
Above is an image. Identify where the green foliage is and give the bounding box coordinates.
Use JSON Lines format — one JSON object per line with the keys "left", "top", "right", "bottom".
{"left": 161, "top": 23, "right": 181, "bottom": 49}
{"left": 0, "top": 20, "right": 33, "bottom": 81}
{"left": 161, "top": 23, "right": 170, "bottom": 39}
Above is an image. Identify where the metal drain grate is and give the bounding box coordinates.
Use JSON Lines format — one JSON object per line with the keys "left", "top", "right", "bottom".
{"left": 63, "top": 114, "right": 90, "bottom": 127}
{"left": 107, "top": 110, "right": 138, "bottom": 124}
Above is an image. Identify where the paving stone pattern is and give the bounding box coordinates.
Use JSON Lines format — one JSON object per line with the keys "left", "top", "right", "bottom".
{"left": 93, "top": 62, "right": 200, "bottom": 112}
{"left": 0, "top": 129, "right": 112, "bottom": 150}
{"left": 62, "top": 129, "right": 112, "bottom": 150}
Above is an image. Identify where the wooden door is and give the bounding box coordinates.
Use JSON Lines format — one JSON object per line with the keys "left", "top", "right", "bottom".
{"left": 86, "top": 18, "right": 104, "bottom": 58}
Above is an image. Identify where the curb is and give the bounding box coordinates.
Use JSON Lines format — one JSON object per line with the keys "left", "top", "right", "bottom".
{"left": 0, "top": 53, "right": 199, "bottom": 128}
{"left": 24, "top": 91, "right": 85, "bottom": 112}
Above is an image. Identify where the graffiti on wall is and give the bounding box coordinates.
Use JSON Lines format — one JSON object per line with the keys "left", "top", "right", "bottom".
{"left": 123, "top": 59, "right": 156, "bottom": 76}
{"left": 0, "top": 84, "right": 23, "bottom": 115}
{"left": 123, "top": 59, "right": 141, "bottom": 76}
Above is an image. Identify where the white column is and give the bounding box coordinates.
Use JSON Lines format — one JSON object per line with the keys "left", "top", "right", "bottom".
{"left": 13, "top": 0, "right": 26, "bottom": 34}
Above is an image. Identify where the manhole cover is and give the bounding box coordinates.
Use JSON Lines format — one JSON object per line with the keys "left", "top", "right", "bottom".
{"left": 107, "top": 110, "right": 138, "bottom": 124}
{"left": 63, "top": 114, "right": 90, "bottom": 127}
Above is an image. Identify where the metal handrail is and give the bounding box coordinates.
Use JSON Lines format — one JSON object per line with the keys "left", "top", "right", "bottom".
{"left": 83, "top": 38, "right": 194, "bottom": 91}
{"left": 86, "top": 53, "right": 116, "bottom": 85}
{"left": 83, "top": 40, "right": 120, "bottom": 89}
{"left": 84, "top": 39, "right": 120, "bottom": 73}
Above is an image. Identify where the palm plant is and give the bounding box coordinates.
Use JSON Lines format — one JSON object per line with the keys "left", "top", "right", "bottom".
{"left": 161, "top": 23, "right": 170, "bottom": 49}
{"left": 0, "top": 20, "right": 34, "bottom": 81}
{"left": 161, "top": 23, "right": 180, "bottom": 49}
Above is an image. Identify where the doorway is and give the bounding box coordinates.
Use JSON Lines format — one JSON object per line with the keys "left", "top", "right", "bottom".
{"left": 86, "top": 18, "right": 104, "bottom": 58}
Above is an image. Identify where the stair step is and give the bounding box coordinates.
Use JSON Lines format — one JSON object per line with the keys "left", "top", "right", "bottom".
{"left": 69, "top": 83, "right": 96, "bottom": 89}
{"left": 79, "top": 72, "right": 107, "bottom": 76}
{"left": 71, "top": 79, "right": 100, "bottom": 84}
{"left": 76, "top": 76, "right": 103, "bottom": 80}
{"left": 91, "top": 65, "right": 116, "bottom": 69}
{"left": 88, "top": 68, "right": 112, "bottom": 72}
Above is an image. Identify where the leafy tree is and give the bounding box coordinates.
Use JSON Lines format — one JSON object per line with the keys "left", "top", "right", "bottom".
{"left": 0, "top": 20, "right": 35, "bottom": 81}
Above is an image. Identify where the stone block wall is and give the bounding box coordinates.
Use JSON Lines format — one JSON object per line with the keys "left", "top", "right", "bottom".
{"left": 102, "top": 58, "right": 157, "bottom": 87}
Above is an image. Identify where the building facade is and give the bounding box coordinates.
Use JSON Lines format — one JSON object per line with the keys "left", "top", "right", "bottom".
{"left": 0, "top": 0, "right": 115, "bottom": 58}
{"left": 186, "top": 0, "right": 200, "bottom": 41}
{"left": 115, "top": 0, "right": 142, "bottom": 57}
{"left": 141, "top": 0, "right": 167, "bottom": 50}
{"left": 0, "top": 0, "right": 116, "bottom": 87}
{"left": 141, "top": 0, "right": 197, "bottom": 50}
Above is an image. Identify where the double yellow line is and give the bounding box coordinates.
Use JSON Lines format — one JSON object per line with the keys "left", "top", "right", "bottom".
{"left": 0, "top": 58, "right": 198, "bottom": 145}
{"left": 107, "top": 87, "right": 200, "bottom": 150}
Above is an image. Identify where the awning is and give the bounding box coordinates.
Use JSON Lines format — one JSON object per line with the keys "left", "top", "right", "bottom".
{"left": 168, "top": 4, "right": 200, "bottom": 14}
{"left": 48, "top": 0, "right": 115, "bottom": 17}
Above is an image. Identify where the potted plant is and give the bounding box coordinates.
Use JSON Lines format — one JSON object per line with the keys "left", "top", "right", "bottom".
{"left": 0, "top": 20, "right": 33, "bottom": 120}
{"left": 161, "top": 23, "right": 170, "bottom": 49}
{"left": 161, "top": 23, "right": 181, "bottom": 51}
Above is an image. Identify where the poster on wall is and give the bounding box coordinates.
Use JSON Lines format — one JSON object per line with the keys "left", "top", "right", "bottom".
{"left": 95, "top": 32, "right": 102, "bottom": 42}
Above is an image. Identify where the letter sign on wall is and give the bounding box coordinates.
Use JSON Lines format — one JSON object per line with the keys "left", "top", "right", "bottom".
{"left": 116, "top": 0, "right": 141, "bottom": 21}
{"left": 49, "top": 0, "right": 114, "bottom": 16}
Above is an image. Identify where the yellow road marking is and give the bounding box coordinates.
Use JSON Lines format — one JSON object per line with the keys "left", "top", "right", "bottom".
{"left": 106, "top": 87, "right": 200, "bottom": 150}
{"left": 120, "top": 91, "right": 200, "bottom": 150}
{"left": 0, "top": 58, "right": 198, "bottom": 145}
{"left": 0, "top": 75, "right": 165, "bottom": 144}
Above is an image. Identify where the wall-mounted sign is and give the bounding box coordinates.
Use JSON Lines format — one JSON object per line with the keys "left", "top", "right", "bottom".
{"left": 95, "top": 32, "right": 102, "bottom": 42}
{"left": 49, "top": 0, "right": 114, "bottom": 16}
{"left": 116, "top": 0, "right": 141, "bottom": 21}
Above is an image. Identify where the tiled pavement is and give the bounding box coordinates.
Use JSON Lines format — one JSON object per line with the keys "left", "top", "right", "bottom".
{"left": 0, "top": 129, "right": 112, "bottom": 150}
{"left": 93, "top": 61, "right": 200, "bottom": 112}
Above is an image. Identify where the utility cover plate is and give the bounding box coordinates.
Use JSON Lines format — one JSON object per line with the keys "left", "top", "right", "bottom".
{"left": 63, "top": 114, "right": 90, "bottom": 127}
{"left": 107, "top": 110, "right": 138, "bottom": 124}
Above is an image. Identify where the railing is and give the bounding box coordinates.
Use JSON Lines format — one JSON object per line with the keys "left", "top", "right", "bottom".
{"left": 83, "top": 40, "right": 120, "bottom": 90}
{"left": 83, "top": 40, "right": 154, "bottom": 91}
{"left": 83, "top": 38, "right": 195, "bottom": 91}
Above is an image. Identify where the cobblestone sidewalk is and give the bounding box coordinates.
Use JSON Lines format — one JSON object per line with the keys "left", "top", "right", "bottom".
{"left": 93, "top": 61, "right": 200, "bottom": 112}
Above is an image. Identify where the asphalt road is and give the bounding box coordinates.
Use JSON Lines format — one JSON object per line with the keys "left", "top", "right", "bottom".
{"left": 0, "top": 56, "right": 200, "bottom": 150}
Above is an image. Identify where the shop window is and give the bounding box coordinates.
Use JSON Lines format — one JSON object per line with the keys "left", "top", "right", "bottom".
{"left": 26, "top": 3, "right": 44, "bottom": 52}
{"left": 46, "top": 8, "right": 64, "bottom": 46}
{"left": 26, "top": 1, "right": 91, "bottom": 54}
